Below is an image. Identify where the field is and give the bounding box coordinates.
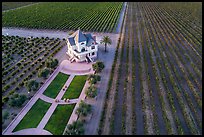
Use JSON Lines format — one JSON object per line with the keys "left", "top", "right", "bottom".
{"left": 2, "top": 2, "right": 123, "bottom": 32}
{"left": 2, "top": 2, "right": 36, "bottom": 11}
{"left": 2, "top": 35, "right": 65, "bottom": 131}
{"left": 62, "top": 75, "right": 87, "bottom": 99}
{"left": 155, "top": 2, "right": 202, "bottom": 26}
{"left": 44, "top": 104, "right": 76, "bottom": 135}
{"left": 13, "top": 99, "right": 51, "bottom": 132}
{"left": 1, "top": 2, "right": 202, "bottom": 135}
{"left": 99, "top": 2, "right": 202, "bottom": 135}
{"left": 43, "top": 72, "right": 69, "bottom": 98}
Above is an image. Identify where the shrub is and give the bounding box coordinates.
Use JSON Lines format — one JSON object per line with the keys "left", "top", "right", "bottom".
{"left": 38, "top": 68, "right": 50, "bottom": 79}
{"left": 90, "top": 78, "right": 97, "bottom": 85}
{"left": 64, "top": 120, "right": 85, "bottom": 135}
{"left": 46, "top": 58, "right": 59, "bottom": 68}
{"left": 13, "top": 93, "right": 19, "bottom": 99}
{"left": 92, "top": 61, "right": 105, "bottom": 73}
{"left": 76, "top": 101, "right": 92, "bottom": 117}
{"left": 4, "top": 85, "right": 10, "bottom": 91}
{"left": 2, "top": 96, "right": 9, "bottom": 103}
{"left": 15, "top": 86, "right": 20, "bottom": 91}
{"left": 3, "top": 71, "right": 8, "bottom": 76}
{"left": 26, "top": 79, "right": 39, "bottom": 92}
{"left": 8, "top": 90, "right": 15, "bottom": 95}
{"left": 8, "top": 94, "right": 27, "bottom": 107}
{"left": 87, "top": 74, "right": 101, "bottom": 84}
{"left": 32, "top": 71, "right": 36, "bottom": 75}
{"left": 85, "top": 85, "right": 97, "bottom": 98}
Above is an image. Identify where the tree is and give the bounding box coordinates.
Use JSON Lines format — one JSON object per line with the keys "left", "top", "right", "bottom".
{"left": 64, "top": 120, "right": 84, "bottom": 135}
{"left": 76, "top": 100, "right": 92, "bottom": 118}
{"left": 87, "top": 74, "right": 101, "bottom": 84}
{"left": 85, "top": 85, "right": 97, "bottom": 98}
{"left": 8, "top": 94, "right": 27, "bottom": 107}
{"left": 46, "top": 58, "right": 58, "bottom": 68}
{"left": 38, "top": 68, "right": 50, "bottom": 79}
{"left": 100, "top": 36, "right": 112, "bottom": 52}
{"left": 26, "top": 79, "right": 39, "bottom": 92}
{"left": 92, "top": 61, "right": 105, "bottom": 74}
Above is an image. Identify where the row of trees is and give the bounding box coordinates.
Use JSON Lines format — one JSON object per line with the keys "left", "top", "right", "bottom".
{"left": 64, "top": 61, "right": 105, "bottom": 135}
{"left": 85, "top": 61, "right": 105, "bottom": 98}
{"left": 64, "top": 100, "right": 91, "bottom": 135}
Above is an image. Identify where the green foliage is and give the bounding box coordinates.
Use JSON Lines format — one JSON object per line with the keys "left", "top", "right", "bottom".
{"left": 13, "top": 93, "right": 19, "bottom": 98}
{"left": 2, "top": 2, "right": 123, "bottom": 33}
{"left": 44, "top": 104, "right": 75, "bottom": 135}
{"left": 87, "top": 74, "right": 101, "bottom": 84}
{"left": 85, "top": 85, "right": 97, "bottom": 98}
{"left": 13, "top": 99, "right": 51, "bottom": 132}
{"left": 100, "top": 36, "right": 112, "bottom": 52}
{"left": 64, "top": 120, "right": 85, "bottom": 135}
{"left": 62, "top": 75, "right": 87, "bottom": 99}
{"left": 156, "top": 2, "right": 202, "bottom": 25}
{"left": 8, "top": 94, "right": 27, "bottom": 107}
{"left": 2, "top": 96, "right": 9, "bottom": 103}
{"left": 38, "top": 67, "right": 50, "bottom": 79}
{"left": 92, "top": 61, "right": 105, "bottom": 73}
{"left": 43, "top": 72, "right": 69, "bottom": 98}
{"left": 26, "top": 79, "right": 39, "bottom": 92}
{"left": 46, "top": 58, "right": 58, "bottom": 68}
{"left": 76, "top": 100, "right": 92, "bottom": 117}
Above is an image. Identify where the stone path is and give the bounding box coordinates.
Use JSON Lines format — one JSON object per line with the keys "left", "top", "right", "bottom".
{"left": 2, "top": 60, "right": 94, "bottom": 135}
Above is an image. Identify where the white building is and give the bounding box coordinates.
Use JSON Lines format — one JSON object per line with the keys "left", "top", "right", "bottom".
{"left": 66, "top": 29, "right": 98, "bottom": 63}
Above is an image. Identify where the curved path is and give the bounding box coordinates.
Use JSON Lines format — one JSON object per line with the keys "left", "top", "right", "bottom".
{"left": 60, "top": 60, "right": 94, "bottom": 75}
{"left": 9, "top": 128, "right": 52, "bottom": 135}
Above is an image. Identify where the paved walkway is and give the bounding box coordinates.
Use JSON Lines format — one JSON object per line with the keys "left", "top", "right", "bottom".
{"left": 10, "top": 128, "right": 52, "bottom": 135}
{"left": 37, "top": 75, "right": 75, "bottom": 129}
{"left": 3, "top": 60, "right": 94, "bottom": 135}
{"left": 60, "top": 60, "right": 94, "bottom": 75}
{"left": 116, "top": 2, "right": 127, "bottom": 33}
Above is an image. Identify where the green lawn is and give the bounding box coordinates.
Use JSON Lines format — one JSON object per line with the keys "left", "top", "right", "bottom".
{"left": 43, "top": 72, "right": 69, "bottom": 99}
{"left": 44, "top": 104, "right": 76, "bottom": 135}
{"left": 13, "top": 99, "right": 51, "bottom": 132}
{"left": 62, "top": 75, "right": 87, "bottom": 99}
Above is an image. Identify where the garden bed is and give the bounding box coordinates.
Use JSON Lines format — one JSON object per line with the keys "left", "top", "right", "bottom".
{"left": 44, "top": 104, "right": 76, "bottom": 135}
{"left": 13, "top": 99, "right": 51, "bottom": 132}
{"left": 43, "top": 72, "right": 69, "bottom": 98}
{"left": 62, "top": 75, "right": 87, "bottom": 99}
